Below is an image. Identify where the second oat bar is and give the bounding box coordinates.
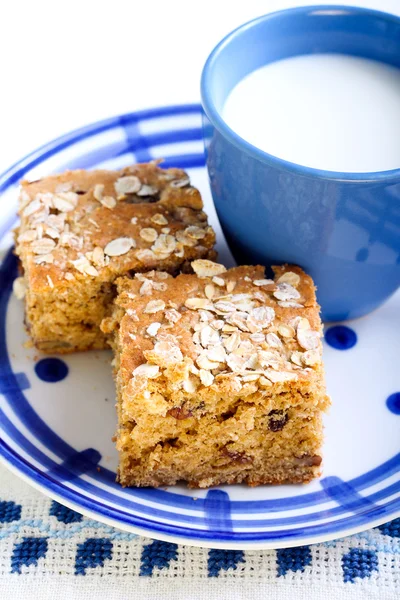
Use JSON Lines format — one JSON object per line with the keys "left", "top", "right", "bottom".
{"left": 14, "top": 162, "right": 216, "bottom": 353}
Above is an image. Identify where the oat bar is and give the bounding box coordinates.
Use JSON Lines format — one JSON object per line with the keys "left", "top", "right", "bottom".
{"left": 102, "top": 260, "right": 330, "bottom": 488}
{"left": 14, "top": 163, "right": 216, "bottom": 353}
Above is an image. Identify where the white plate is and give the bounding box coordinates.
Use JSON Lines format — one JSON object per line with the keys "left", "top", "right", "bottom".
{"left": 0, "top": 104, "right": 399, "bottom": 549}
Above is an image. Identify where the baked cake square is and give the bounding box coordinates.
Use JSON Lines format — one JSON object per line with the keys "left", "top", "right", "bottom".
{"left": 14, "top": 162, "right": 216, "bottom": 353}
{"left": 102, "top": 260, "right": 330, "bottom": 488}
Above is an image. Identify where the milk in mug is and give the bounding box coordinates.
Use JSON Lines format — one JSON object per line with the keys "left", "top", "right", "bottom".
{"left": 222, "top": 54, "right": 400, "bottom": 173}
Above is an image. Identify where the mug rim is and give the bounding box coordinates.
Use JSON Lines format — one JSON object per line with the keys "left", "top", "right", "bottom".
{"left": 200, "top": 4, "right": 400, "bottom": 182}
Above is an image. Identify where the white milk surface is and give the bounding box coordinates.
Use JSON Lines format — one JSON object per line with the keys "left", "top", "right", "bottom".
{"left": 222, "top": 54, "right": 400, "bottom": 173}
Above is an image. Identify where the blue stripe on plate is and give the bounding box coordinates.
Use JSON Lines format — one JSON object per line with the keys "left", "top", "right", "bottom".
{"left": 0, "top": 105, "right": 203, "bottom": 193}
{"left": 57, "top": 128, "right": 205, "bottom": 172}
{"left": 1, "top": 437, "right": 399, "bottom": 542}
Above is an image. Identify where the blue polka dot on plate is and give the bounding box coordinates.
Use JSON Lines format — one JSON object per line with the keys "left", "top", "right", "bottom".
{"left": 386, "top": 392, "right": 400, "bottom": 415}
{"left": 34, "top": 358, "right": 68, "bottom": 383}
{"left": 325, "top": 325, "right": 357, "bottom": 350}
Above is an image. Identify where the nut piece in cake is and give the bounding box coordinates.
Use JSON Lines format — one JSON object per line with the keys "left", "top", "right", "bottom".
{"left": 14, "top": 162, "right": 216, "bottom": 353}
{"left": 102, "top": 261, "right": 330, "bottom": 488}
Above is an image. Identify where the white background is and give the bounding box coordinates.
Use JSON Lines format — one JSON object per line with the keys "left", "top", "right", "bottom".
{"left": 0, "top": 0, "right": 399, "bottom": 173}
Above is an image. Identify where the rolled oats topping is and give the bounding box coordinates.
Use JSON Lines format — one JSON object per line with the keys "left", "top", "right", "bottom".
{"left": 13, "top": 277, "right": 27, "bottom": 299}
{"left": 151, "top": 213, "right": 168, "bottom": 226}
{"left": 214, "top": 300, "right": 236, "bottom": 313}
{"left": 104, "top": 237, "right": 135, "bottom": 257}
{"left": 278, "top": 323, "right": 295, "bottom": 338}
{"left": 145, "top": 341, "right": 183, "bottom": 366}
{"left": 31, "top": 238, "right": 56, "bottom": 255}
{"left": 253, "top": 279, "right": 274, "bottom": 287}
{"left": 101, "top": 195, "right": 117, "bottom": 209}
{"left": 303, "top": 349, "right": 320, "bottom": 366}
{"left": 34, "top": 253, "right": 54, "bottom": 265}
{"left": 19, "top": 189, "right": 31, "bottom": 208}
{"left": 93, "top": 183, "right": 104, "bottom": 201}
{"left": 185, "top": 226, "right": 206, "bottom": 240}
{"left": 199, "top": 369, "right": 214, "bottom": 387}
{"left": 92, "top": 246, "right": 105, "bottom": 267}
{"left": 224, "top": 331, "right": 241, "bottom": 353}
{"left": 291, "top": 351, "right": 304, "bottom": 366}
{"left": 45, "top": 226, "right": 60, "bottom": 239}
{"left": 273, "top": 282, "right": 301, "bottom": 301}
{"left": 139, "top": 279, "right": 153, "bottom": 296}
{"left": 144, "top": 299, "right": 166, "bottom": 314}
{"left": 22, "top": 197, "right": 42, "bottom": 217}
{"left": 278, "top": 301, "right": 304, "bottom": 308}
{"left": 133, "top": 364, "right": 160, "bottom": 378}
{"left": 174, "top": 244, "right": 185, "bottom": 258}
{"left": 125, "top": 264, "right": 323, "bottom": 391}
{"left": 71, "top": 256, "right": 99, "bottom": 277}
{"left": 277, "top": 271, "right": 301, "bottom": 287}
{"left": 297, "top": 327, "right": 320, "bottom": 350}
{"left": 164, "top": 308, "right": 181, "bottom": 324}
{"left": 175, "top": 230, "right": 197, "bottom": 247}
{"left": 170, "top": 176, "right": 190, "bottom": 188}
{"left": 200, "top": 325, "right": 220, "bottom": 347}
{"left": 127, "top": 308, "right": 139, "bottom": 320}
{"left": 137, "top": 184, "right": 158, "bottom": 197}
{"left": 53, "top": 192, "right": 78, "bottom": 212}
{"left": 185, "top": 298, "right": 213, "bottom": 310}
{"left": 18, "top": 230, "right": 37, "bottom": 243}
{"left": 247, "top": 306, "right": 275, "bottom": 331}
{"left": 192, "top": 260, "right": 227, "bottom": 278}
{"left": 114, "top": 176, "right": 141, "bottom": 198}
{"left": 135, "top": 249, "right": 157, "bottom": 265}
{"left": 266, "top": 333, "right": 282, "bottom": 348}
{"left": 197, "top": 354, "right": 219, "bottom": 370}
{"left": 152, "top": 234, "right": 176, "bottom": 255}
{"left": 297, "top": 317, "right": 311, "bottom": 330}
{"left": 55, "top": 182, "right": 73, "bottom": 193}
{"left": 204, "top": 284, "right": 215, "bottom": 299}
{"left": 207, "top": 345, "right": 227, "bottom": 363}
{"left": 140, "top": 228, "right": 158, "bottom": 243}
{"left": 212, "top": 276, "right": 225, "bottom": 287}
{"left": 146, "top": 322, "right": 161, "bottom": 337}
{"left": 183, "top": 378, "right": 198, "bottom": 393}
{"left": 264, "top": 370, "right": 297, "bottom": 383}
{"left": 59, "top": 232, "right": 82, "bottom": 250}
{"left": 250, "top": 332, "right": 265, "bottom": 344}
{"left": 296, "top": 317, "right": 320, "bottom": 350}
{"left": 156, "top": 271, "right": 169, "bottom": 280}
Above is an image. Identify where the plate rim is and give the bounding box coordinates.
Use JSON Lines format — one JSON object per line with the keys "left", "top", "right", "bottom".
{"left": 0, "top": 103, "right": 399, "bottom": 550}
{"left": 2, "top": 451, "right": 399, "bottom": 550}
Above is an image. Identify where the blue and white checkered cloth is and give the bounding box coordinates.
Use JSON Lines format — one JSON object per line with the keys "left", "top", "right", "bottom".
{"left": 0, "top": 463, "right": 399, "bottom": 600}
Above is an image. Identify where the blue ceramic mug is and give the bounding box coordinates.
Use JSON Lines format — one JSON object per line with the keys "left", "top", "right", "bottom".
{"left": 201, "top": 5, "right": 400, "bottom": 322}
